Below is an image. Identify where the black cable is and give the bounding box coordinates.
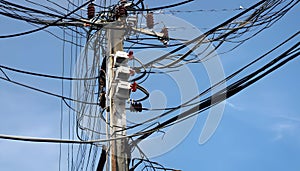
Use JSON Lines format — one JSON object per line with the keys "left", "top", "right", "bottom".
{"left": 132, "top": 42, "right": 300, "bottom": 144}
{"left": 0, "top": 0, "right": 88, "bottom": 25}
{"left": 0, "top": 0, "right": 64, "bottom": 19}
{"left": 125, "top": 40, "right": 184, "bottom": 49}
{"left": 137, "top": 67, "right": 152, "bottom": 84}
{"left": 0, "top": 67, "right": 10, "bottom": 81}
{"left": 138, "top": 0, "right": 299, "bottom": 69}
{"left": 139, "top": 0, "right": 269, "bottom": 68}
{"left": 128, "top": 0, "right": 194, "bottom": 12}
{"left": 168, "top": 7, "right": 247, "bottom": 14}
{"left": 138, "top": 31, "right": 300, "bottom": 111}
{"left": 131, "top": 158, "right": 174, "bottom": 171}
{"left": 0, "top": 0, "right": 92, "bottom": 38}
{"left": 2, "top": 43, "right": 298, "bottom": 145}
{"left": 25, "top": 0, "right": 65, "bottom": 16}
{"left": 131, "top": 84, "right": 149, "bottom": 102}
{"left": 0, "top": 64, "right": 99, "bottom": 80}
{"left": 121, "top": 31, "right": 300, "bottom": 134}
{"left": 167, "top": 47, "right": 300, "bottom": 129}
{"left": 0, "top": 76, "right": 99, "bottom": 105}
{"left": 0, "top": 133, "right": 123, "bottom": 144}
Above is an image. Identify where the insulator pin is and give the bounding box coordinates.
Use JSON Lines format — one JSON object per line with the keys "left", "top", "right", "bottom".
{"left": 146, "top": 12, "right": 154, "bottom": 29}
{"left": 116, "top": 5, "right": 127, "bottom": 19}
{"left": 87, "top": 3, "right": 95, "bottom": 19}
{"left": 159, "top": 27, "right": 169, "bottom": 45}
{"left": 130, "top": 101, "right": 142, "bottom": 112}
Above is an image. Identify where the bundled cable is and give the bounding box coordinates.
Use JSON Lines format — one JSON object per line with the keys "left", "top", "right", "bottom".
{"left": 131, "top": 39, "right": 300, "bottom": 144}
{"left": 0, "top": 64, "right": 99, "bottom": 80}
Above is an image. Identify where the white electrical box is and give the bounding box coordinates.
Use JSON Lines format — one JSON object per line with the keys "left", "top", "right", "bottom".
{"left": 127, "top": 15, "right": 138, "bottom": 27}
{"left": 115, "top": 66, "right": 131, "bottom": 81}
{"left": 114, "top": 51, "right": 129, "bottom": 67}
{"left": 114, "top": 81, "right": 131, "bottom": 100}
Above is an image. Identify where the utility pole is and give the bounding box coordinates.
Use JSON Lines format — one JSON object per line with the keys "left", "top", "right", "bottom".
{"left": 104, "top": 1, "right": 165, "bottom": 170}
{"left": 106, "top": 3, "right": 130, "bottom": 170}
{"left": 107, "top": 30, "right": 129, "bottom": 171}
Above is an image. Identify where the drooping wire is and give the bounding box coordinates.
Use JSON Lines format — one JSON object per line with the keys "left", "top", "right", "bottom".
{"left": 0, "top": 0, "right": 93, "bottom": 38}
{"left": 128, "top": 0, "right": 194, "bottom": 12}
{"left": 168, "top": 7, "right": 247, "bottom": 14}
{"left": 136, "top": 0, "right": 299, "bottom": 69}
{"left": 58, "top": 26, "right": 66, "bottom": 171}
{"left": 0, "top": 67, "right": 10, "bottom": 81}
{"left": 0, "top": 76, "right": 100, "bottom": 105}
{"left": 131, "top": 40, "right": 300, "bottom": 145}
{"left": 120, "top": 30, "right": 300, "bottom": 135}
{"left": 0, "top": 65, "right": 99, "bottom": 80}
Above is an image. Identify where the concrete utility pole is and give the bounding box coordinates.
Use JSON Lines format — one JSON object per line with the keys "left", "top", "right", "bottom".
{"left": 104, "top": 2, "right": 165, "bottom": 170}
{"left": 106, "top": 18, "right": 130, "bottom": 171}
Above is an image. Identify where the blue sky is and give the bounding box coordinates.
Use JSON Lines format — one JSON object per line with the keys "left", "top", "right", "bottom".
{"left": 0, "top": 0, "right": 300, "bottom": 171}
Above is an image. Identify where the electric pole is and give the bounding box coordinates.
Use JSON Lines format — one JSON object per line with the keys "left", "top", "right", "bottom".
{"left": 105, "top": 2, "right": 165, "bottom": 170}
{"left": 1, "top": 0, "right": 299, "bottom": 171}
{"left": 106, "top": 3, "right": 130, "bottom": 170}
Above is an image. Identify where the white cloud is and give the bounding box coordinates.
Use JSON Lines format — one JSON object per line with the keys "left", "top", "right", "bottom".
{"left": 268, "top": 113, "right": 300, "bottom": 141}
{"left": 225, "top": 100, "right": 243, "bottom": 111}
{"left": 271, "top": 122, "right": 298, "bottom": 141}
{"left": 275, "top": 114, "right": 300, "bottom": 122}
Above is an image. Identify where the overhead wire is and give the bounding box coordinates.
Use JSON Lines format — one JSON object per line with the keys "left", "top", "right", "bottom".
{"left": 0, "top": 65, "right": 99, "bottom": 80}
{"left": 0, "top": 0, "right": 93, "bottom": 38}
{"left": 163, "top": 44, "right": 300, "bottom": 130}
{"left": 0, "top": 75, "right": 100, "bottom": 105}
{"left": 1, "top": 0, "right": 299, "bottom": 170}
{"left": 168, "top": 7, "right": 247, "bottom": 14}
{"left": 120, "top": 30, "right": 300, "bottom": 134}
{"left": 138, "top": 0, "right": 299, "bottom": 69}
{"left": 0, "top": 42, "right": 298, "bottom": 145}
{"left": 131, "top": 38, "right": 300, "bottom": 144}
{"left": 58, "top": 26, "right": 66, "bottom": 171}
{"left": 0, "top": 67, "right": 10, "bottom": 81}
{"left": 138, "top": 31, "right": 300, "bottom": 111}
{"left": 137, "top": 0, "right": 270, "bottom": 69}
{"left": 128, "top": 0, "right": 194, "bottom": 12}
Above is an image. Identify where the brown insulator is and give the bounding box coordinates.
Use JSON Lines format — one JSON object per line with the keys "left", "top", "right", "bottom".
{"left": 160, "top": 27, "right": 169, "bottom": 45}
{"left": 161, "top": 27, "right": 169, "bottom": 38}
{"left": 116, "top": 5, "right": 127, "bottom": 19}
{"left": 87, "top": 3, "right": 95, "bottom": 19}
{"left": 146, "top": 12, "right": 154, "bottom": 29}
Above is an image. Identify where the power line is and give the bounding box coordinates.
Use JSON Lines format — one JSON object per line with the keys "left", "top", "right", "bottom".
{"left": 0, "top": 64, "right": 99, "bottom": 80}
{"left": 132, "top": 41, "right": 300, "bottom": 144}
{"left": 168, "top": 7, "right": 246, "bottom": 14}
{"left": 128, "top": 0, "right": 194, "bottom": 12}
{"left": 0, "top": 76, "right": 100, "bottom": 105}
{"left": 0, "top": 0, "right": 92, "bottom": 38}
{"left": 0, "top": 0, "right": 299, "bottom": 170}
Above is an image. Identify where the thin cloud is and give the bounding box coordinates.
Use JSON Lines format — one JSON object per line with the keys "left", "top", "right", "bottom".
{"left": 271, "top": 123, "right": 297, "bottom": 141}
{"left": 225, "top": 101, "right": 243, "bottom": 111}
{"left": 268, "top": 113, "right": 300, "bottom": 141}
{"left": 275, "top": 114, "right": 300, "bottom": 122}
